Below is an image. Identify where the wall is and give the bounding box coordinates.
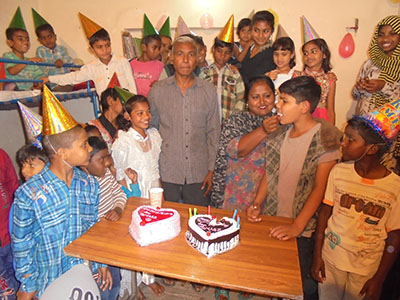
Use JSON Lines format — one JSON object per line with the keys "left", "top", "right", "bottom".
{"left": 1, "top": 0, "right": 399, "bottom": 169}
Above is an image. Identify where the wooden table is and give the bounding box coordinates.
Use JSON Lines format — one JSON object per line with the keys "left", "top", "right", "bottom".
{"left": 65, "top": 198, "right": 303, "bottom": 299}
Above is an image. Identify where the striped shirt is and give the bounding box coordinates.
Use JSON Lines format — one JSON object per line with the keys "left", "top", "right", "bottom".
{"left": 97, "top": 168, "right": 127, "bottom": 218}
{"left": 12, "top": 164, "right": 104, "bottom": 297}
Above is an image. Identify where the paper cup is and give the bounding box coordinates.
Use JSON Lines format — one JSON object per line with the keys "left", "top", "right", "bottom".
{"left": 149, "top": 187, "right": 164, "bottom": 208}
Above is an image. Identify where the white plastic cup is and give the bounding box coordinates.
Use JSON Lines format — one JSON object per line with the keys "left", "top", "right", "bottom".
{"left": 149, "top": 187, "right": 164, "bottom": 208}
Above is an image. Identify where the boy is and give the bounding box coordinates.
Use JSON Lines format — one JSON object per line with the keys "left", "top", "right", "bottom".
{"left": 199, "top": 15, "right": 245, "bottom": 121}
{"left": 12, "top": 86, "right": 112, "bottom": 299}
{"left": 33, "top": 9, "right": 74, "bottom": 79}
{"left": 247, "top": 76, "right": 342, "bottom": 300}
{"left": 42, "top": 13, "right": 136, "bottom": 96}
{"left": 130, "top": 15, "right": 164, "bottom": 97}
{"left": 311, "top": 101, "right": 400, "bottom": 300}
{"left": 158, "top": 17, "right": 172, "bottom": 65}
{"left": 2, "top": 7, "right": 44, "bottom": 91}
{"left": 16, "top": 144, "right": 48, "bottom": 181}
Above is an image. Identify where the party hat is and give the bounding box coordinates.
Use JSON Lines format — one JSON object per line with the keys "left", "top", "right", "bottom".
{"left": 301, "top": 16, "right": 320, "bottom": 44}
{"left": 217, "top": 15, "right": 234, "bottom": 44}
{"left": 42, "top": 85, "right": 78, "bottom": 135}
{"left": 18, "top": 101, "right": 42, "bottom": 142}
{"left": 159, "top": 17, "right": 171, "bottom": 37}
{"left": 267, "top": 8, "right": 279, "bottom": 27}
{"left": 359, "top": 98, "right": 400, "bottom": 144}
{"left": 107, "top": 72, "right": 120, "bottom": 89}
{"left": 175, "top": 16, "right": 192, "bottom": 39}
{"left": 8, "top": 7, "right": 26, "bottom": 30}
{"left": 248, "top": 10, "right": 255, "bottom": 19}
{"left": 78, "top": 12, "right": 103, "bottom": 39}
{"left": 143, "top": 14, "right": 158, "bottom": 37}
{"left": 275, "top": 24, "right": 289, "bottom": 40}
{"left": 31, "top": 8, "right": 49, "bottom": 29}
{"left": 114, "top": 86, "right": 135, "bottom": 104}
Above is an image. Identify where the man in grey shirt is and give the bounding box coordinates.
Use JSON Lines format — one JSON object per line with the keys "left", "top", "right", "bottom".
{"left": 149, "top": 36, "right": 220, "bottom": 206}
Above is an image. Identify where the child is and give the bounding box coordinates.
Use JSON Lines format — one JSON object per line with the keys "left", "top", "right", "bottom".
{"left": 239, "top": 10, "right": 275, "bottom": 85}
{"left": 43, "top": 13, "right": 136, "bottom": 96}
{"left": 12, "top": 86, "right": 113, "bottom": 299}
{"left": 194, "top": 35, "right": 208, "bottom": 72}
{"left": 159, "top": 17, "right": 172, "bottom": 65}
{"left": 230, "top": 18, "right": 252, "bottom": 67}
{"left": 247, "top": 76, "right": 342, "bottom": 300}
{"left": 33, "top": 9, "right": 74, "bottom": 80}
{"left": 267, "top": 37, "right": 301, "bottom": 89}
{"left": 2, "top": 7, "right": 44, "bottom": 91}
{"left": 311, "top": 101, "right": 400, "bottom": 300}
{"left": 199, "top": 16, "right": 246, "bottom": 121}
{"left": 16, "top": 144, "right": 48, "bottom": 181}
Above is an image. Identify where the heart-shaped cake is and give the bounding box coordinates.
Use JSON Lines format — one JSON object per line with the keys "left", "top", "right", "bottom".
{"left": 129, "top": 206, "right": 181, "bottom": 246}
{"left": 186, "top": 214, "right": 240, "bottom": 258}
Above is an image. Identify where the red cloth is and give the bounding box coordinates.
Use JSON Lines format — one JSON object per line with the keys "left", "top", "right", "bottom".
{"left": 0, "top": 149, "right": 19, "bottom": 246}
{"left": 0, "top": 62, "right": 6, "bottom": 79}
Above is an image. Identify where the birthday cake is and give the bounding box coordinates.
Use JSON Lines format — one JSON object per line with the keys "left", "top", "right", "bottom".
{"left": 185, "top": 214, "right": 240, "bottom": 258}
{"left": 129, "top": 206, "right": 181, "bottom": 246}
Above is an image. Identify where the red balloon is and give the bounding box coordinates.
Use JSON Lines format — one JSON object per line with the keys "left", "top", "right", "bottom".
{"left": 339, "top": 33, "right": 355, "bottom": 58}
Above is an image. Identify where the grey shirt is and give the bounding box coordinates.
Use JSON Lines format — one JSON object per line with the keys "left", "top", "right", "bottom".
{"left": 148, "top": 76, "right": 220, "bottom": 184}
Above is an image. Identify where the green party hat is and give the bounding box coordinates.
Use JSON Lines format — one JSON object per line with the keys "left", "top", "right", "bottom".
{"left": 8, "top": 7, "right": 26, "bottom": 30}
{"left": 32, "top": 8, "right": 49, "bottom": 29}
{"left": 143, "top": 14, "right": 158, "bottom": 37}
{"left": 114, "top": 86, "right": 135, "bottom": 104}
{"left": 159, "top": 17, "right": 171, "bottom": 37}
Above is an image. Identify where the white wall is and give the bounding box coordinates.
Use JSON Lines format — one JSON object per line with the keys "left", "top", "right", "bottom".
{"left": 1, "top": 0, "right": 399, "bottom": 169}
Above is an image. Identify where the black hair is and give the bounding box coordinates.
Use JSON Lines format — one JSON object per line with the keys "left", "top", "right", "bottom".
{"left": 89, "top": 28, "right": 110, "bottom": 47}
{"left": 87, "top": 136, "right": 108, "bottom": 158}
{"left": 84, "top": 124, "right": 101, "bottom": 136}
{"left": 6, "top": 28, "right": 28, "bottom": 41}
{"left": 100, "top": 87, "right": 120, "bottom": 112}
{"left": 347, "top": 117, "right": 389, "bottom": 158}
{"left": 245, "top": 75, "right": 275, "bottom": 100}
{"left": 42, "top": 125, "right": 84, "bottom": 158}
{"left": 35, "top": 23, "right": 55, "bottom": 38}
{"left": 16, "top": 143, "right": 48, "bottom": 168}
{"left": 116, "top": 95, "right": 149, "bottom": 131}
{"left": 213, "top": 37, "right": 234, "bottom": 51}
{"left": 302, "top": 38, "right": 332, "bottom": 73}
{"left": 252, "top": 10, "right": 275, "bottom": 32}
{"left": 272, "top": 37, "right": 296, "bottom": 68}
{"left": 181, "top": 34, "right": 205, "bottom": 47}
{"left": 141, "top": 34, "right": 161, "bottom": 46}
{"left": 237, "top": 18, "right": 252, "bottom": 37}
{"left": 279, "top": 76, "right": 321, "bottom": 113}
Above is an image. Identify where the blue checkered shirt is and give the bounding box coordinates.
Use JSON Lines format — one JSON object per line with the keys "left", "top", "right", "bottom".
{"left": 12, "top": 164, "right": 104, "bottom": 297}
{"left": 36, "top": 44, "right": 73, "bottom": 76}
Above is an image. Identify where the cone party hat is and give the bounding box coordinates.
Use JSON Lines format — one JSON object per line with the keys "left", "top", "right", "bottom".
{"left": 175, "top": 16, "right": 192, "bottom": 39}
{"left": 143, "top": 14, "right": 158, "bottom": 37}
{"left": 18, "top": 101, "right": 42, "bottom": 141}
{"left": 114, "top": 86, "right": 135, "bottom": 105}
{"left": 275, "top": 24, "right": 289, "bottom": 40}
{"left": 42, "top": 85, "right": 78, "bottom": 135}
{"left": 78, "top": 12, "right": 103, "bottom": 39}
{"left": 159, "top": 17, "right": 171, "bottom": 37}
{"left": 32, "top": 8, "right": 49, "bottom": 29}
{"left": 107, "top": 72, "right": 121, "bottom": 89}
{"left": 359, "top": 98, "right": 400, "bottom": 145}
{"left": 217, "top": 15, "right": 234, "bottom": 44}
{"left": 8, "top": 7, "right": 26, "bottom": 30}
{"left": 301, "top": 16, "right": 320, "bottom": 44}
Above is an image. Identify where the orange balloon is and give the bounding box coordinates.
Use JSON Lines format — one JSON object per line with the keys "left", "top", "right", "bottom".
{"left": 339, "top": 33, "right": 355, "bottom": 58}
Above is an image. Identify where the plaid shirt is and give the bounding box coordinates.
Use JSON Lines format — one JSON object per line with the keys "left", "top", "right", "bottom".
{"left": 12, "top": 165, "right": 104, "bottom": 297}
{"left": 199, "top": 64, "right": 245, "bottom": 121}
{"left": 36, "top": 44, "right": 73, "bottom": 76}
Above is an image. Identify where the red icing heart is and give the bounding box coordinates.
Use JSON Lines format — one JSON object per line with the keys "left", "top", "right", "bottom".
{"left": 138, "top": 207, "right": 175, "bottom": 225}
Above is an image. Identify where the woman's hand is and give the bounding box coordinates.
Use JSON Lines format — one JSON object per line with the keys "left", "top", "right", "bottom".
{"left": 362, "top": 79, "right": 385, "bottom": 93}
{"left": 262, "top": 115, "right": 279, "bottom": 134}
{"left": 269, "top": 222, "right": 301, "bottom": 240}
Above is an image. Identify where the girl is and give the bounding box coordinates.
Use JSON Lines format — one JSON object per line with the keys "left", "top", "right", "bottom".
{"left": 302, "top": 38, "right": 336, "bottom": 124}
{"left": 230, "top": 18, "right": 253, "bottom": 66}
{"left": 239, "top": 11, "right": 276, "bottom": 85}
{"left": 267, "top": 37, "right": 301, "bottom": 89}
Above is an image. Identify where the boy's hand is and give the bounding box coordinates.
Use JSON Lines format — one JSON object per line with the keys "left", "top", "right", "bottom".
{"left": 359, "top": 276, "right": 384, "bottom": 300}
{"left": 96, "top": 267, "right": 113, "bottom": 291}
{"left": 32, "top": 82, "right": 43, "bottom": 90}
{"left": 269, "top": 222, "right": 301, "bottom": 240}
{"left": 104, "top": 207, "right": 123, "bottom": 222}
{"left": 262, "top": 115, "right": 279, "bottom": 134}
{"left": 266, "top": 69, "right": 278, "bottom": 80}
{"left": 17, "top": 290, "right": 37, "bottom": 300}
{"left": 311, "top": 255, "right": 326, "bottom": 283}
{"left": 40, "top": 76, "right": 49, "bottom": 83}
{"left": 55, "top": 59, "right": 63, "bottom": 68}
{"left": 246, "top": 204, "right": 262, "bottom": 222}
{"left": 28, "top": 57, "right": 42, "bottom": 63}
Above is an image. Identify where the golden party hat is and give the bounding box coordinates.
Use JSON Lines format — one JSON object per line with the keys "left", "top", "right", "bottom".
{"left": 78, "top": 12, "right": 103, "bottom": 39}
{"left": 267, "top": 8, "right": 279, "bottom": 28}
{"left": 9, "top": 7, "right": 26, "bottom": 30}
{"left": 301, "top": 16, "right": 320, "bottom": 44}
{"left": 42, "top": 85, "right": 78, "bottom": 135}
{"left": 217, "top": 15, "right": 234, "bottom": 44}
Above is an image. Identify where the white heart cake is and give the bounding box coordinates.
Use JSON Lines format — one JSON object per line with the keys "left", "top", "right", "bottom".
{"left": 185, "top": 214, "right": 240, "bottom": 258}
{"left": 129, "top": 205, "right": 181, "bottom": 246}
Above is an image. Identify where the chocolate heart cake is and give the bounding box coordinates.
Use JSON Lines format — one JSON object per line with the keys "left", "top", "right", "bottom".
{"left": 185, "top": 214, "right": 240, "bottom": 258}
{"left": 129, "top": 206, "right": 181, "bottom": 246}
